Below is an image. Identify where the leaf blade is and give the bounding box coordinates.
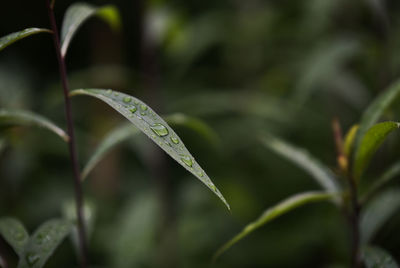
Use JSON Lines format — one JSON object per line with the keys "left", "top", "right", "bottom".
{"left": 260, "top": 134, "right": 339, "bottom": 192}
{"left": 353, "top": 80, "right": 400, "bottom": 171}
{"left": 0, "top": 218, "right": 29, "bottom": 257}
{"left": 82, "top": 113, "right": 219, "bottom": 180}
{"left": 61, "top": 2, "right": 121, "bottom": 57}
{"left": 0, "top": 109, "right": 69, "bottom": 142}
{"left": 362, "top": 246, "right": 399, "bottom": 268}
{"left": 360, "top": 189, "right": 400, "bottom": 243}
{"left": 17, "top": 219, "right": 72, "bottom": 268}
{"left": 70, "top": 88, "right": 229, "bottom": 209}
{"left": 353, "top": 121, "right": 400, "bottom": 180}
{"left": 0, "top": 28, "right": 51, "bottom": 52}
{"left": 214, "top": 191, "right": 335, "bottom": 260}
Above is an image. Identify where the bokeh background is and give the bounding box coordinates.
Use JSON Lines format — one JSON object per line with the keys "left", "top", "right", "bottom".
{"left": 1, "top": 0, "right": 400, "bottom": 267}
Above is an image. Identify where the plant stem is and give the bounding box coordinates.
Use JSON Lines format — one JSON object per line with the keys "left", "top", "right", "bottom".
{"left": 45, "top": 1, "right": 88, "bottom": 267}
{"left": 348, "top": 176, "right": 361, "bottom": 268}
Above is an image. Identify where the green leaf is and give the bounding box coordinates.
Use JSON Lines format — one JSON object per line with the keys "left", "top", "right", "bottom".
{"left": 362, "top": 246, "right": 399, "bottom": 268}
{"left": 0, "top": 218, "right": 29, "bottom": 256}
{"left": 344, "top": 124, "right": 359, "bottom": 157}
{"left": 17, "top": 219, "right": 72, "bottom": 268}
{"left": 0, "top": 28, "right": 51, "bottom": 52}
{"left": 70, "top": 88, "right": 229, "bottom": 210}
{"left": 82, "top": 124, "right": 139, "bottom": 179}
{"left": 360, "top": 189, "right": 400, "bottom": 243}
{"left": 82, "top": 113, "right": 219, "bottom": 180}
{"left": 353, "top": 80, "right": 400, "bottom": 171}
{"left": 214, "top": 191, "right": 335, "bottom": 261}
{"left": 0, "top": 109, "right": 69, "bottom": 142}
{"left": 260, "top": 134, "right": 339, "bottom": 193}
{"left": 353, "top": 121, "right": 400, "bottom": 180}
{"left": 361, "top": 161, "right": 400, "bottom": 203}
{"left": 61, "top": 2, "right": 121, "bottom": 57}
{"left": 62, "top": 200, "right": 96, "bottom": 255}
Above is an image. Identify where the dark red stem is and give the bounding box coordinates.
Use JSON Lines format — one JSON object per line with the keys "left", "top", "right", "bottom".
{"left": 45, "top": 1, "right": 88, "bottom": 267}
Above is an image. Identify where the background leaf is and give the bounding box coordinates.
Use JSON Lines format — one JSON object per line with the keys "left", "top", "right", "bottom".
{"left": 70, "top": 88, "right": 229, "bottom": 209}
{"left": 214, "top": 191, "right": 335, "bottom": 260}
{"left": 17, "top": 219, "right": 72, "bottom": 268}
{"left": 0, "top": 217, "right": 29, "bottom": 256}
{"left": 60, "top": 2, "right": 121, "bottom": 57}
{"left": 353, "top": 121, "right": 400, "bottom": 180}
{"left": 362, "top": 246, "right": 399, "bottom": 268}
{"left": 0, "top": 109, "right": 69, "bottom": 142}
{"left": 361, "top": 161, "right": 400, "bottom": 203}
{"left": 353, "top": 80, "right": 400, "bottom": 171}
{"left": 0, "top": 28, "right": 50, "bottom": 52}
{"left": 360, "top": 188, "right": 400, "bottom": 243}
{"left": 82, "top": 113, "right": 218, "bottom": 180}
{"left": 260, "top": 134, "right": 339, "bottom": 193}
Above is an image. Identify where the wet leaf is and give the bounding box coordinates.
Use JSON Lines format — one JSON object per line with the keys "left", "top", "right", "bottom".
{"left": 260, "top": 134, "right": 339, "bottom": 193}
{"left": 61, "top": 2, "right": 121, "bottom": 57}
{"left": 70, "top": 88, "right": 229, "bottom": 210}
{"left": 0, "top": 109, "right": 69, "bottom": 142}
{"left": 214, "top": 191, "right": 335, "bottom": 260}
{"left": 17, "top": 219, "right": 72, "bottom": 268}
{"left": 353, "top": 122, "right": 400, "bottom": 181}
{"left": 0, "top": 218, "right": 29, "bottom": 256}
{"left": 82, "top": 113, "right": 219, "bottom": 180}
{"left": 362, "top": 246, "right": 399, "bottom": 268}
{"left": 0, "top": 28, "right": 51, "bottom": 52}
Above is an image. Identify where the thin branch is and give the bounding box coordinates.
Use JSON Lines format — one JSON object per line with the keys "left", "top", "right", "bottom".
{"left": 45, "top": 1, "right": 88, "bottom": 267}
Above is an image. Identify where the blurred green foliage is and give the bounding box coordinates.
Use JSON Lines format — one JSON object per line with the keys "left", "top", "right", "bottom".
{"left": 1, "top": 0, "right": 400, "bottom": 267}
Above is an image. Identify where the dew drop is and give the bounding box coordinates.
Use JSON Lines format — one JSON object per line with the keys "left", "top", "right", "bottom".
{"left": 181, "top": 156, "right": 193, "bottom": 167}
{"left": 210, "top": 184, "right": 216, "bottom": 191}
{"left": 106, "top": 89, "right": 112, "bottom": 94}
{"left": 123, "top": 96, "right": 132, "bottom": 103}
{"left": 196, "top": 170, "right": 204, "bottom": 177}
{"left": 150, "top": 123, "right": 169, "bottom": 137}
{"left": 140, "top": 104, "right": 148, "bottom": 111}
{"left": 26, "top": 253, "right": 40, "bottom": 266}
{"left": 170, "top": 137, "right": 179, "bottom": 144}
{"left": 114, "top": 92, "right": 119, "bottom": 96}
{"left": 129, "top": 106, "right": 137, "bottom": 113}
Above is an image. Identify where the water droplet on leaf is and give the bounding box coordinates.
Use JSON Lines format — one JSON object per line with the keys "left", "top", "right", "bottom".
{"left": 123, "top": 97, "right": 132, "bottom": 103}
{"left": 140, "top": 104, "right": 148, "bottom": 111}
{"left": 170, "top": 137, "right": 179, "bottom": 144}
{"left": 181, "top": 155, "right": 193, "bottom": 167}
{"left": 26, "top": 253, "right": 40, "bottom": 266}
{"left": 129, "top": 106, "right": 137, "bottom": 113}
{"left": 150, "top": 123, "right": 169, "bottom": 137}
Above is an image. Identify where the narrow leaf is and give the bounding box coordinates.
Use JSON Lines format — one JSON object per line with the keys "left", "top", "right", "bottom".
{"left": 0, "top": 218, "right": 29, "bottom": 256}
{"left": 17, "top": 219, "right": 72, "bottom": 268}
{"left": 0, "top": 109, "right": 69, "bottom": 142}
{"left": 362, "top": 246, "right": 399, "bottom": 268}
{"left": 70, "top": 89, "right": 229, "bottom": 209}
{"left": 214, "top": 191, "right": 335, "bottom": 260}
{"left": 82, "top": 113, "right": 219, "bottom": 180}
{"left": 353, "top": 80, "right": 400, "bottom": 170}
{"left": 0, "top": 28, "right": 51, "bottom": 52}
{"left": 61, "top": 2, "right": 121, "bottom": 57}
{"left": 360, "top": 189, "right": 400, "bottom": 243}
{"left": 353, "top": 121, "right": 400, "bottom": 180}
{"left": 260, "top": 134, "right": 339, "bottom": 192}
{"left": 344, "top": 124, "right": 359, "bottom": 157}
{"left": 361, "top": 161, "right": 400, "bottom": 203}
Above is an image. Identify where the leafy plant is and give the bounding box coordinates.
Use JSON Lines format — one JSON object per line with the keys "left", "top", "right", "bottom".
{"left": 0, "top": 1, "right": 228, "bottom": 267}
{"left": 214, "top": 81, "right": 400, "bottom": 267}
